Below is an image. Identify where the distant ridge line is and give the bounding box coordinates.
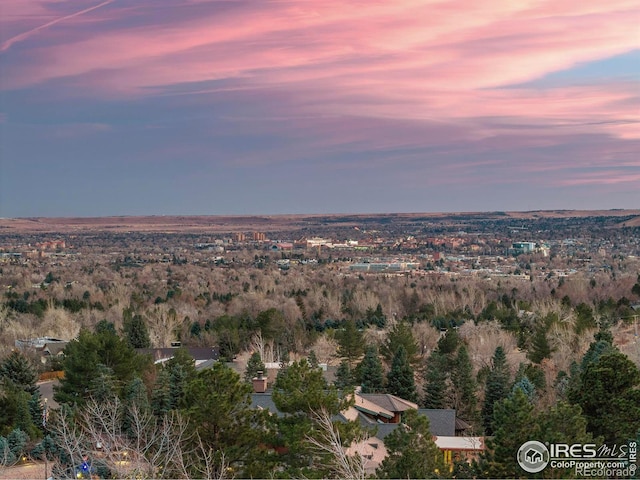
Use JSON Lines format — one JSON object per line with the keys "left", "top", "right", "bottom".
{"left": 0, "top": 210, "right": 638, "bottom": 234}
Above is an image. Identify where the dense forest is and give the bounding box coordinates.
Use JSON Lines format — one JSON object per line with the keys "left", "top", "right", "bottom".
{"left": 1, "top": 241, "right": 639, "bottom": 478}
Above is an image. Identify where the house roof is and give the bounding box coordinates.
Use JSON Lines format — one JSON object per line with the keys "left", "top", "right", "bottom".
{"left": 346, "top": 437, "right": 388, "bottom": 474}
{"left": 417, "top": 409, "right": 456, "bottom": 436}
{"left": 248, "top": 392, "right": 457, "bottom": 439}
{"left": 351, "top": 394, "right": 395, "bottom": 419}
{"left": 42, "top": 342, "right": 67, "bottom": 356}
{"left": 455, "top": 417, "right": 472, "bottom": 431}
{"left": 250, "top": 393, "right": 284, "bottom": 417}
{"left": 433, "top": 436, "right": 485, "bottom": 451}
{"left": 372, "top": 423, "right": 400, "bottom": 440}
{"left": 359, "top": 393, "right": 418, "bottom": 413}
{"left": 135, "top": 347, "right": 219, "bottom": 363}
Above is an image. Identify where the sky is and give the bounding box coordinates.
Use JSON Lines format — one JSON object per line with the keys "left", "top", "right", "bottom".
{"left": 0, "top": 0, "right": 638, "bottom": 217}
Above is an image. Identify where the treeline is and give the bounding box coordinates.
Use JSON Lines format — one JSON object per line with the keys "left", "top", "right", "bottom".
{"left": 0, "top": 326, "right": 361, "bottom": 478}
{"left": 1, "top": 319, "right": 639, "bottom": 478}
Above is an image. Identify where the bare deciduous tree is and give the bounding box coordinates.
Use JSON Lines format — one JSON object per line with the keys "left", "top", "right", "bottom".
{"left": 51, "top": 398, "right": 229, "bottom": 479}
{"left": 305, "top": 407, "right": 368, "bottom": 480}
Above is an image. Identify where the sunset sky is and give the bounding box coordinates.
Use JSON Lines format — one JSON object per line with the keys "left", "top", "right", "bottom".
{"left": 1, "top": 0, "right": 638, "bottom": 217}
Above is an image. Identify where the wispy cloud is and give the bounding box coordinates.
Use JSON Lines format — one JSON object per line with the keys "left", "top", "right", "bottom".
{"left": 0, "top": 0, "right": 638, "bottom": 215}
{"left": 1, "top": 0, "right": 114, "bottom": 52}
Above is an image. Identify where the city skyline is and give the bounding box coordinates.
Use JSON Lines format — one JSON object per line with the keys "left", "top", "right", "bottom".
{"left": 1, "top": 0, "right": 638, "bottom": 217}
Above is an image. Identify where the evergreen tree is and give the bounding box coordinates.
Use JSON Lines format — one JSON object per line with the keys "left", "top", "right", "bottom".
{"left": 181, "top": 362, "right": 269, "bottom": 476}
{"left": 571, "top": 351, "right": 640, "bottom": 443}
{"left": 273, "top": 360, "right": 352, "bottom": 477}
{"left": 87, "top": 363, "right": 118, "bottom": 402}
{"left": 123, "top": 376, "right": 149, "bottom": 410}
{"left": 165, "top": 349, "right": 197, "bottom": 409}
{"left": 482, "top": 346, "right": 510, "bottom": 435}
{"left": 122, "top": 312, "right": 151, "bottom": 349}
{"left": 437, "top": 328, "right": 460, "bottom": 356}
{"left": 0, "top": 428, "right": 29, "bottom": 466}
{"left": 512, "top": 376, "right": 536, "bottom": 402}
{"left": 538, "top": 402, "right": 594, "bottom": 478}
{"left": 382, "top": 321, "right": 419, "bottom": 365}
{"left": 122, "top": 376, "right": 150, "bottom": 436}
{"left": 28, "top": 392, "right": 43, "bottom": 433}
{"left": 451, "top": 344, "right": 478, "bottom": 424}
{"left": 566, "top": 329, "right": 615, "bottom": 405}
{"left": 336, "top": 319, "right": 364, "bottom": 365}
{"left": 244, "top": 352, "right": 266, "bottom": 383}
{"left": 12, "top": 390, "right": 39, "bottom": 439}
{"left": 423, "top": 349, "right": 448, "bottom": 408}
{"left": 94, "top": 320, "right": 116, "bottom": 335}
{"left": 334, "top": 359, "right": 356, "bottom": 389}
{"left": 528, "top": 322, "right": 553, "bottom": 364}
{"left": 0, "top": 351, "right": 38, "bottom": 395}
{"left": 479, "top": 388, "right": 536, "bottom": 479}
{"left": 358, "top": 345, "right": 385, "bottom": 394}
{"left": 307, "top": 350, "right": 319, "bottom": 369}
{"left": 387, "top": 345, "right": 418, "bottom": 403}
{"left": 54, "top": 329, "right": 151, "bottom": 406}
{"left": 274, "top": 360, "right": 347, "bottom": 416}
{"left": 372, "top": 303, "right": 386, "bottom": 327}
{"left": 150, "top": 369, "right": 172, "bottom": 417}
{"left": 515, "top": 362, "right": 546, "bottom": 392}
{"left": 377, "top": 409, "right": 447, "bottom": 479}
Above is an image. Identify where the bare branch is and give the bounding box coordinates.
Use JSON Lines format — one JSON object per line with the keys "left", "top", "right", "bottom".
{"left": 305, "top": 407, "right": 368, "bottom": 480}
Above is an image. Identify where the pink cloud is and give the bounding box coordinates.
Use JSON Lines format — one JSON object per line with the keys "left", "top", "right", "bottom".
{"left": 1, "top": 0, "right": 638, "bottom": 145}
{"left": 557, "top": 171, "right": 640, "bottom": 186}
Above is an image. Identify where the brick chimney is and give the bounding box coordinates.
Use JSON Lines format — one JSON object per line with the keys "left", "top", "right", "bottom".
{"left": 252, "top": 371, "right": 267, "bottom": 393}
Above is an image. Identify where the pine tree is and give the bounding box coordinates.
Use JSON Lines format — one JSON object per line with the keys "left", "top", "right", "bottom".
{"left": 482, "top": 346, "right": 510, "bottom": 435}
{"left": 377, "top": 409, "right": 447, "bottom": 479}
{"left": 528, "top": 322, "right": 553, "bottom": 364}
{"left": 358, "top": 345, "right": 385, "bottom": 393}
{"left": 122, "top": 312, "right": 151, "bottom": 349}
{"left": 336, "top": 319, "right": 364, "bottom": 366}
{"left": 382, "top": 321, "right": 419, "bottom": 365}
{"left": 274, "top": 359, "right": 347, "bottom": 416}
{"left": 151, "top": 369, "right": 172, "bottom": 416}
{"left": 122, "top": 376, "right": 150, "bottom": 436}
{"left": 572, "top": 351, "right": 640, "bottom": 444}
{"left": 539, "top": 402, "right": 594, "bottom": 463}
{"left": 28, "top": 392, "right": 43, "bottom": 433}
{"left": 307, "top": 350, "right": 319, "bottom": 369}
{"left": 13, "top": 390, "right": 39, "bottom": 439}
{"left": 479, "top": 388, "right": 537, "bottom": 478}
{"left": 334, "top": 359, "right": 356, "bottom": 389}
{"left": 244, "top": 352, "right": 266, "bottom": 383}
{"left": 88, "top": 363, "right": 118, "bottom": 402}
{"left": 165, "top": 350, "right": 197, "bottom": 409}
{"left": 422, "top": 349, "right": 448, "bottom": 408}
{"left": 437, "top": 328, "right": 460, "bottom": 356}
{"left": 182, "top": 362, "right": 268, "bottom": 476}
{"left": 451, "top": 344, "right": 478, "bottom": 424}
{"left": 0, "top": 351, "right": 39, "bottom": 395}
{"left": 387, "top": 346, "right": 418, "bottom": 403}
{"left": 566, "top": 329, "right": 616, "bottom": 404}
{"left": 54, "top": 328, "right": 151, "bottom": 406}
{"left": 512, "top": 376, "right": 536, "bottom": 402}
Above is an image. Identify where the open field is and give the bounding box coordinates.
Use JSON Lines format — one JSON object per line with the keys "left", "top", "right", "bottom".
{"left": 1, "top": 210, "right": 638, "bottom": 234}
